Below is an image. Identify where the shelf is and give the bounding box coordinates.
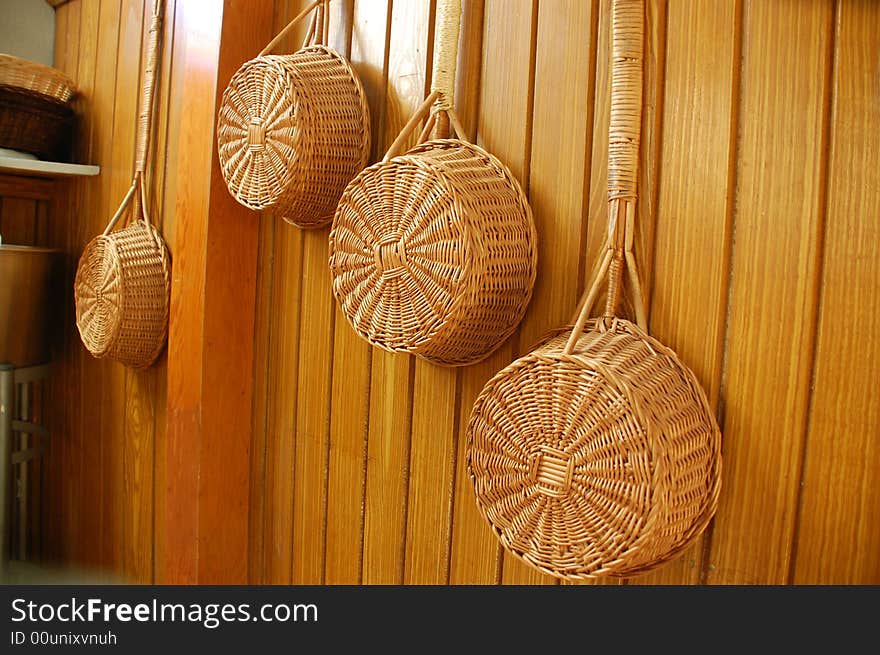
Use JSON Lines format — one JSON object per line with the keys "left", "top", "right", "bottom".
{"left": 0, "top": 156, "right": 100, "bottom": 179}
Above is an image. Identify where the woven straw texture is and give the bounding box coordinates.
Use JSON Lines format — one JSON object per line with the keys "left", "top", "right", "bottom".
{"left": 468, "top": 319, "right": 721, "bottom": 578}
{"left": 0, "top": 54, "right": 78, "bottom": 103}
{"left": 216, "top": 45, "right": 370, "bottom": 228}
{"left": 75, "top": 220, "right": 171, "bottom": 369}
{"left": 329, "top": 138, "right": 537, "bottom": 366}
{"left": 0, "top": 84, "right": 75, "bottom": 160}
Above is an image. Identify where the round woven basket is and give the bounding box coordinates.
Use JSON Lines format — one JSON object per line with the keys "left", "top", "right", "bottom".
{"left": 329, "top": 134, "right": 536, "bottom": 366}
{"left": 468, "top": 319, "right": 721, "bottom": 578}
{"left": 216, "top": 1, "right": 370, "bottom": 229}
{"left": 466, "top": 0, "right": 721, "bottom": 579}
{"left": 75, "top": 1, "right": 170, "bottom": 369}
{"left": 329, "top": 0, "right": 536, "bottom": 366}
{"left": 75, "top": 217, "right": 170, "bottom": 368}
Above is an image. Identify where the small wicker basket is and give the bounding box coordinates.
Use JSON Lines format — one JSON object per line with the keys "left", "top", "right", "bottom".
{"left": 75, "top": 1, "right": 170, "bottom": 369}
{"left": 216, "top": 0, "right": 370, "bottom": 229}
{"left": 466, "top": 0, "right": 721, "bottom": 579}
{"left": 329, "top": 0, "right": 537, "bottom": 366}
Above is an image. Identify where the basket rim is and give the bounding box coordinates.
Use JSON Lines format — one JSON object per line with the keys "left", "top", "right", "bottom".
{"left": 0, "top": 53, "right": 77, "bottom": 103}
{"left": 75, "top": 233, "right": 124, "bottom": 358}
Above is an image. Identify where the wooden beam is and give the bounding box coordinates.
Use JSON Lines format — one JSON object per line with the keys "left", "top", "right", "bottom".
{"left": 161, "top": 0, "right": 273, "bottom": 584}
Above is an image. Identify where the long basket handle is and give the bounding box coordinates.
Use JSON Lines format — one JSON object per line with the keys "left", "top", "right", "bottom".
{"left": 260, "top": 0, "right": 326, "bottom": 57}
{"left": 382, "top": 0, "right": 465, "bottom": 162}
{"left": 564, "top": 0, "right": 646, "bottom": 354}
{"left": 104, "top": 0, "right": 165, "bottom": 236}
{"left": 430, "top": 0, "right": 461, "bottom": 139}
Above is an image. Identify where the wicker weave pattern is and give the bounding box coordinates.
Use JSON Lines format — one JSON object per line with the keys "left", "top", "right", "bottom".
{"left": 329, "top": 139, "right": 536, "bottom": 366}
{"left": 217, "top": 45, "right": 370, "bottom": 228}
{"left": 468, "top": 319, "right": 721, "bottom": 578}
{"left": 0, "top": 54, "right": 77, "bottom": 103}
{"left": 75, "top": 221, "right": 170, "bottom": 369}
{"left": 0, "top": 85, "right": 74, "bottom": 160}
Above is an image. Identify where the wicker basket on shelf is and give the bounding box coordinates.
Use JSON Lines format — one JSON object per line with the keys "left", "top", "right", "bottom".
{"left": 74, "top": 1, "right": 170, "bottom": 369}
{"left": 216, "top": 0, "right": 370, "bottom": 229}
{"left": 0, "top": 54, "right": 78, "bottom": 161}
{"left": 466, "top": 0, "right": 721, "bottom": 579}
{"left": 328, "top": 0, "right": 537, "bottom": 366}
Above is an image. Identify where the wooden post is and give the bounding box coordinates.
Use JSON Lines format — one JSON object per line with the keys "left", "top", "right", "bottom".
{"left": 160, "top": 0, "right": 273, "bottom": 584}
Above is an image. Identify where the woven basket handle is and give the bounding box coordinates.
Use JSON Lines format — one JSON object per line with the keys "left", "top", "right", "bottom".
{"left": 104, "top": 0, "right": 165, "bottom": 236}
{"left": 564, "top": 0, "right": 646, "bottom": 354}
{"left": 260, "top": 0, "right": 327, "bottom": 57}
{"left": 382, "top": 0, "right": 465, "bottom": 162}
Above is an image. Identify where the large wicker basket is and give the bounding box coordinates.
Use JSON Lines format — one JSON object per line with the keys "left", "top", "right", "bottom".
{"left": 466, "top": 0, "right": 721, "bottom": 579}
{"left": 0, "top": 85, "right": 75, "bottom": 161}
{"left": 75, "top": 1, "right": 170, "bottom": 369}
{"left": 329, "top": 0, "right": 537, "bottom": 366}
{"left": 0, "top": 53, "right": 78, "bottom": 161}
{"left": 216, "top": 0, "right": 370, "bottom": 229}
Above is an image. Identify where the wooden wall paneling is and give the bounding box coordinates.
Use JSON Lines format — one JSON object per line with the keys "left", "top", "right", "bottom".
{"left": 633, "top": 0, "right": 740, "bottom": 585}
{"left": 0, "top": 199, "right": 38, "bottom": 245}
{"left": 103, "top": 0, "right": 146, "bottom": 578}
{"left": 496, "top": 0, "right": 599, "bottom": 585}
{"left": 248, "top": 215, "right": 274, "bottom": 584}
{"left": 254, "top": 0, "right": 309, "bottom": 586}
{"left": 404, "top": 0, "right": 487, "bottom": 586}
{"left": 705, "top": 0, "right": 833, "bottom": 584}
{"left": 323, "top": 0, "right": 390, "bottom": 584}
{"left": 448, "top": 0, "right": 533, "bottom": 585}
{"left": 360, "top": 0, "right": 431, "bottom": 585}
{"left": 291, "top": 0, "right": 356, "bottom": 584}
{"left": 792, "top": 0, "right": 880, "bottom": 585}
{"left": 73, "top": 0, "right": 109, "bottom": 575}
{"left": 153, "top": 0, "right": 187, "bottom": 583}
{"left": 42, "top": 0, "right": 68, "bottom": 566}
{"left": 150, "top": 0, "right": 179, "bottom": 585}
{"left": 50, "top": 0, "right": 83, "bottom": 568}
{"left": 162, "top": 0, "right": 271, "bottom": 583}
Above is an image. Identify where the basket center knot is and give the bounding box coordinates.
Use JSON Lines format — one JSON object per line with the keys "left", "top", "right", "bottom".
{"left": 248, "top": 117, "right": 266, "bottom": 151}
{"left": 374, "top": 238, "right": 407, "bottom": 276}
{"left": 531, "top": 445, "right": 573, "bottom": 498}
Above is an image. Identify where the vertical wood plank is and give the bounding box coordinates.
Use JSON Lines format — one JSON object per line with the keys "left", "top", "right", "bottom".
{"left": 350, "top": 0, "right": 391, "bottom": 162}
{"left": 448, "top": 0, "right": 532, "bottom": 586}
{"left": 705, "top": 0, "right": 833, "bottom": 585}
{"left": 360, "top": 0, "right": 431, "bottom": 585}
{"left": 324, "top": 0, "right": 377, "bottom": 586}
{"left": 292, "top": 232, "right": 336, "bottom": 584}
{"left": 150, "top": 0, "right": 179, "bottom": 585}
{"left": 74, "top": 0, "right": 110, "bottom": 576}
{"left": 404, "top": 0, "right": 485, "bottom": 587}
{"left": 792, "top": 0, "right": 880, "bottom": 585}
{"left": 633, "top": 0, "right": 739, "bottom": 585}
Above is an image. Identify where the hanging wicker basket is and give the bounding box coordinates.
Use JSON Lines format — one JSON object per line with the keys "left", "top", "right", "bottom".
{"left": 216, "top": 0, "right": 370, "bottom": 229}
{"left": 74, "top": 1, "right": 170, "bottom": 369}
{"left": 329, "top": 0, "right": 537, "bottom": 366}
{"left": 466, "top": 0, "right": 721, "bottom": 579}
